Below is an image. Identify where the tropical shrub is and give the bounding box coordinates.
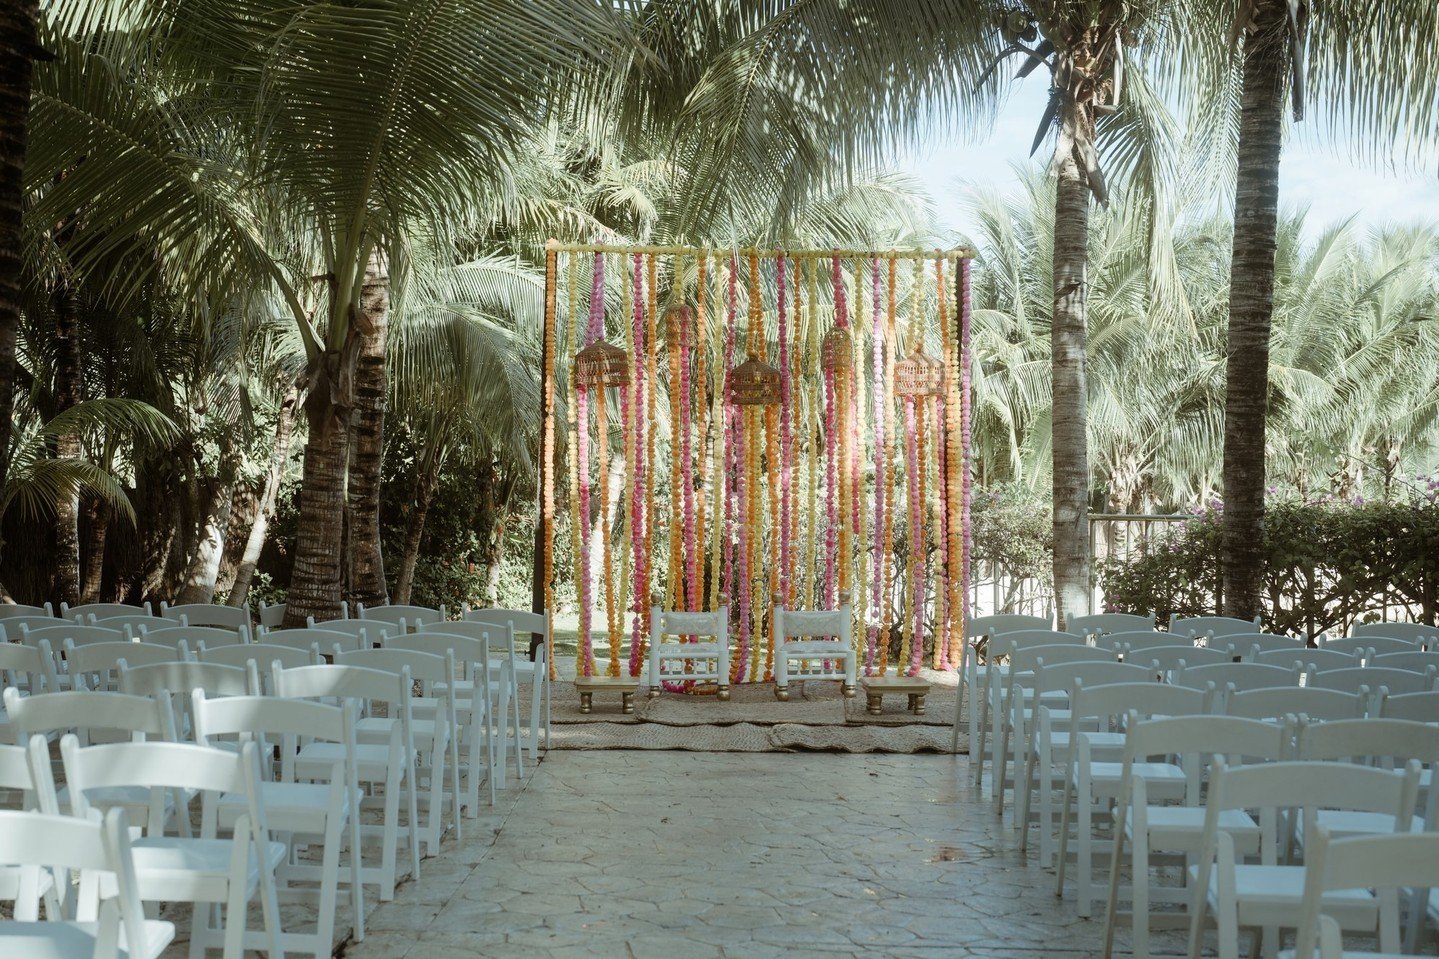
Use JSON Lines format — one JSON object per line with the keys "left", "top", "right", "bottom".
{"left": 1101, "top": 497, "right": 1439, "bottom": 636}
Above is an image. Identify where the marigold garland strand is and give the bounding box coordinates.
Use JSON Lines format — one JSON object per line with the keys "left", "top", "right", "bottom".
{"left": 880, "top": 258, "right": 897, "bottom": 676}
{"left": 543, "top": 246, "right": 559, "bottom": 680}
{"left": 866, "top": 256, "right": 885, "bottom": 675}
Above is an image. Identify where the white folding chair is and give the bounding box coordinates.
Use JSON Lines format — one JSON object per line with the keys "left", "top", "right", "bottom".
{"left": 90, "top": 614, "right": 178, "bottom": 636}
{"left": 1309, "top": 666, "right": 1437, "bottom": 714}
{"left": 302, "top": 618, "right": 395, "bottom": 648}
{"left": 1317, "top": 634, "right": 1419, "bottom": 661}
{"left": 1100, "top": 630, "right": 1198, "bottom": 654}
{"left": 63, "top": 640, "right": 182, "bottom": 692}
{"left": 195, "top": 641, "right": 320, "bottom": 693}
{"left": 0, "top": 736, "right": 63, "bottom": 921}
{"left": 258, "top": 602, "right": 287, "bottom": 630}
{"left": 463, "top": 608, "right": 553, "bottom": 759}
{"left": 355, "top": 603, "right": 446, "bottom": 630}
{"left": 1253, "top": 647, "right": 1357, "bottom": 674}
{"left": 1225, "top": 687, "right": 1367, "bottom": 724}
{"left": 1054, "top": 682, "right": 1214, "bottom": 917}
{"left": 973, "top": 630, "right": 1091, "bottom": 793}
{"left": 1379, "top": 689, "right": 1439, "bottom": 723}
{"left": 954, "top": 613, "right": 1054, "bottom": 754}
{"left": 1016, "top": 661, "right": 1156, "bottom": 861}
{"left": 1101, "top": 715, "right": 1293, "bottom": 959}
{"left": 1170, "top": 614, "right": 1262, "bottom": 638}
{"left": 336, "top": 647, "right": 462, "bottom": 856}
{"left": 1126, "top": 644, "right": 1232, "bottom": 677}
{"left": 419, "top": 621, "right": 523, "bottom": 787}
{"left": 263, "top": 626, "right": 365, "bottom": 658}
{"left": 0, "top": 807, "right": 174, "bottom": 959}
{"left": 389, "top": 631, "right": 500, "bottom": 812}
{"left": 1186, "top": 759, "right": 1421, "bottom": 959}
{"left": 1289, "top": 830, "right": 1439, "bottom": 959}
{"left": 273, "top": 662, "right": 420, "bottom": 901}
{"left": 1369, "top": 650, "right": 1439, "bottom": 674}
{"left": 0, "top": 641, "right": 59, "bottom": 734}
{"left": 193, "top": 691, "right": 366, "bottom": 957}
{"left": 159, "top": 603, "right": 251, "bottom": 632}
{"left": 772, "top": 599, "right": 856, "bottom": 701}
{"left": 1296, "top": 719, "right": 1439, "bottom": 845}
{"left": 1351, "top": 622, "right": 1439, "bottom": 648}
{"left": 1172, "top": 662, "right": 1300, "bottom": 705}
{"left": 0, "top": 603, "right": 54, "bottom": 618}
{"left": 647, "top": 599, "right": 731, "bottom": 700}
{"left": 1070, "top": 613, "right": 1157, "bottom": 637}
{"left": 992, "top": 642, "right": 1115, "bottom": 805}
{"left": 0, "top": 615, "right": 65, "bottom": 641}
{"left": 61, "top": 602, "right": 153, "bottom": 621}
{"left": 1226, "top": 633, "right": 1306, "bottom": 659}
{"left": 19, "top": 623, "right": 125, "bottom": 652}
{"left": 140, "top": 624, "right": 249, "bottom": 650}
{"left": 118, "top": 660, "right": 255, "bottom": 743}
{"left": 61, "top": 736, "right": 285, "bottom": 959}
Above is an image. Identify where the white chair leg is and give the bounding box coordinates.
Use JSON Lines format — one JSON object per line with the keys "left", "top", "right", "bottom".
{"left": 527, "top": 668, "right": 543, "bottom": 761}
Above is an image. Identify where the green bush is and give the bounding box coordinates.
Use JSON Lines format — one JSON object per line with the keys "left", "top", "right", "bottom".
{"left": 1101, "top": 498, "right": 1439, "bottom": 635}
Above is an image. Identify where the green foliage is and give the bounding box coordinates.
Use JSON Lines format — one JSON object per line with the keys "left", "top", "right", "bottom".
{"left": 1101, "top": 496, "right": 1439, "bottom": 635}
{"left": 970, "top": 484, "right": 1053, "bottom": 587}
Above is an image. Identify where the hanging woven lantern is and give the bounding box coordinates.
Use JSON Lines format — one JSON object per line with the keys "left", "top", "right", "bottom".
{"left": 895, "top": 348, "right": 944, "bottom": 396}
{"left": 664, "top": 305, "right": 692, "bottom": 349}
{"left": 821, "top": 327, "right": 852, "bottom": 372}
{"left": 727, "top": 352, "right": 781, "bottom": 406}
{"left": 574, "top": 339, "right": 630, "bottom": 388}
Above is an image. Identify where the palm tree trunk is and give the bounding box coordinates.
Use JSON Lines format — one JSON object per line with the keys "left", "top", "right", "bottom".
{"left": 1221, "top": 0, "right": 1288, "bottom": 619}
{"left": 79, "top": 493, "right": 110, "bottom": 603}
{"left": 0, "top": 0, "right": 38, "bottom": 555}
{"left": 52, "top": 277, "right": 83, "bottom": 606}
{"left": 346, "top": 253, "right": 390, "bottom": 609}
{"left": 228, "top": 386, "right": 297, "bottom": 607}
{"left": 393, "top": 445, "right": 441, "bottom": 606}
{"left": 284, "top": 368, "right": 351, "bottom": 628}
{"left": 1051, "top": 158, "right": 1092, "bottom": 629}
{"left": 175, "top": 437, "right": 241, "bottom": 605}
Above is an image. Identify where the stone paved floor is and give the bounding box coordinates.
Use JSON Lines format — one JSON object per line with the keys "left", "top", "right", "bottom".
{"left": 343, "top": 750, "right": 1194, "bottom": 959}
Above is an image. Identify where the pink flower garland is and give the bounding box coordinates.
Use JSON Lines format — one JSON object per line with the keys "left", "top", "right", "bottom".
{"left": 905, "top": 397, "right": 924, "bottom": 677}
{"left": 932, "top": 391, "right": 950, "bottom": 670}
{"left": 577, "top": 252, "right": 605, "bottom": 677}
{"left": 725, "top": 259, "right": 748, "bottom": 683}
{"left": 681, "top": 301, "right": 697, "bottom": 615}
{"left": 866, "top": 257, "right": 884, "bottom": 675}
{"left": 822, "top": 366, "right": 838, "bottom": 610}
{"left": 960, "top": 258, "right": 974, "bottom": 660}
{"left": 627, "top": 253, "right": 648, "bottom": 678}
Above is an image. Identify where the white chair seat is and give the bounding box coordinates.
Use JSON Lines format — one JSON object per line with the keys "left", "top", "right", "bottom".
{"left": 129, "top": 837, "right": 288, "bottom": 901}
{"left": 215, "top": 782, "right": 355, "bottom": 834}
{"left": 1126, "top": 807, "right": 1260, "bottom": 851}
{"left": 1307, "top": 810, "right": 1425, "bottom": 840}
{"left": 1047, "top": 730, "right": 1126, "bottom": 751}
{"left": 654, "top": 642, "right": 723, "bottom": 656}
{"left": 57, "top": 784, "right": 178, "bottom": 815}
{"left": 778, "top": 640, "right": 851, "bottom": 656}
{"left": 1194, "top": 863, "right": 1377, "bottom": 923}
{"left": 0, "top": 919, "right": 175, "bottom": 959}
{"left": 357, "top": 715, "right": 443, "bottom": 745}
{"left": 296, "top": 742, "right": 399, "bottom": 781}
{"left": 1077, "top": 761, "right": 1187, "bottom": 795}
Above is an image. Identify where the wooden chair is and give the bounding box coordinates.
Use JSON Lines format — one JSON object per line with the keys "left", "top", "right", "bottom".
{"left": 647, "top": 595, "right": 731, "bottom": 701}
{"left": 772, "top": 596, "right": 855, "bottom": 701}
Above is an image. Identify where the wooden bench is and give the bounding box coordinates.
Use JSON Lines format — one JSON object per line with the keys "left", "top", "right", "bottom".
{"left": 859, "top": 676, "right": 931, "bottom": 716}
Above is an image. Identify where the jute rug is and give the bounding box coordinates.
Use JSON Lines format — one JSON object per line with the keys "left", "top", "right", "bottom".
{"left": 540, "top": 667, "right": 966, "bottom": 753}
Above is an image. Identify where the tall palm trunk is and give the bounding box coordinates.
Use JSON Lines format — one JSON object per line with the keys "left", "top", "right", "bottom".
{"left": 393, "top": 443, "right": 441, "bottom": 606}
{"left": 1051, "top": 158, "right": 1092, "bottom": 628}
{"left": 0, "top": 0, "right": 38, "bottom": 552}
{"left": 52, "top": 277, "right": 83, "bottom": 606}
{"left": 80, "top": 495, "right": 110, "bottom": 603}
{"left": 1221, "top": 0, "right": 1288, "bottom": 619}
{"left": 228, "top": 386, "right": 297, "bottom": 607}
{"left": 284, "top": 356, "right": 353, "bottom": 627}
{"left": 346, "top": 254, "right": 389, "bottom": 609}
{"left": 175, "top": 436, "right": 240, "bottom": 605}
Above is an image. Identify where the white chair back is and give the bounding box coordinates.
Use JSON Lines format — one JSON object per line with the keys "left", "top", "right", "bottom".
{"left": 1169, "top": 614, "right": 1261, "bottom": 638}
{"left": 1224, "top": 686, "right": 1366, "bottom": 723}
{"left": 1379, "top": 689, "right": 1439, "bottom": 722}
{"left": 159, "top": 603, "right": 250, "bottom": 631}
{"left": 0, "top": 603, "right": 53, "bottom": 619}
{"left": 61, "top": 601, "right": 153, "bottom": 621}
{"left": 90, "top": 613, "right": 177, "bottom": 635}
{"left": 967, "top": 613, "right": 1052, "bottom": 638}
{"left": 257, "top": 601, "right": 287, "bottom": 629}
{"left": 262, "top": 626, "right": 362, "bottom": 656}
{"left": 1125, "top": 644, "right": 1230, "bottom": 676}
{"left": 1352, "top": 622, "right": 1439, "bottom": 647}
{"left": 2, "top": 688, "right": 174, "bottom": 746}
{"left": 355, "top": 603, "right": 446, "bottom": 628}
{"left": 1309, "top": 666, "right": 1437, "bottom": 698}
{"left": 1094, "top": 629, "right": 1192, "bottom": 653}
{"left": 139, "top": 624, "right": 248, "bottom": 649}
{"left": 0, "top": 615, "right": 62, "bottom": 641}
{"left": 1224, "top": 632, "right": 1305, "bottom": 658}
{"left": 64, "top": 640, "right": 182, "bottom": 691}
{"left": 1253, "top": 646, "right": 1356, "bottom": 673}
{"left": 1172, "top": 661, "right": 1300, "bottom": 695}
{"left": 1369, "top": 650, "right": 1439, "bottom": 674}
{"left": 18, "top": 622, "right": 124, "bottom": 648}
{"left": 1319, "top": 634, "right": 1419, "bottom": 660}
{"left": 1067, "top": 612, "right": 1155, "bottom": 636}
{"left": 0, "top": 640, "right": 59, "bottom": 698}
{"left": 300, "top": 618, "right": 393, "bottom": 647}
{"left": 1292, "top": 830, "right": 1439, "bottom": 958}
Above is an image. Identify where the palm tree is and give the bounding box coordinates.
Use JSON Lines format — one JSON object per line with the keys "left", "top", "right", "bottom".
{"left": 0, "top": 0, "right": 39, "bottom": 557}
{"left": 1212, "top": 0, "right": 1439, "bottom": 617}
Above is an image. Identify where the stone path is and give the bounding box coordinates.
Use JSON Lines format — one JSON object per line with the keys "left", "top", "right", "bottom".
{"left": 344, "top": 750, "right": 1192, "bottom": 958}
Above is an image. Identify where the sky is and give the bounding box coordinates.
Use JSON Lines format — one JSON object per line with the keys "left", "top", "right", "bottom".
{"left": 900, "top": 81, "right": 1439, "bottom": 243}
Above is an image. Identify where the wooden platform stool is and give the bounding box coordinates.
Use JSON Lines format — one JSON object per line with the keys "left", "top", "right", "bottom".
{"left": 860, "top": 675, "right": 931, "bottom": 715}
{"left": 575, "top": 676, "right": 640, "bottom": 714}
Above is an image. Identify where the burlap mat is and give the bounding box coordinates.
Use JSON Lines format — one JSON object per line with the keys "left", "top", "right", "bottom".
{"left": 549, "top": 720, "right": 964, "bottom": 754}
{"left": 537, "top": 667, "right": 965, "bottom": 753}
